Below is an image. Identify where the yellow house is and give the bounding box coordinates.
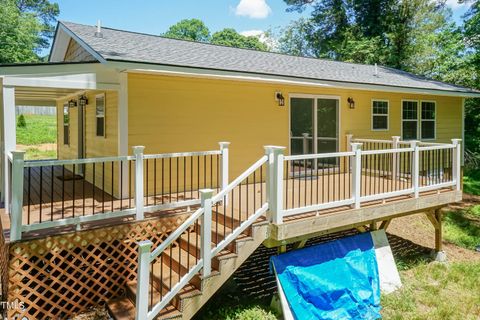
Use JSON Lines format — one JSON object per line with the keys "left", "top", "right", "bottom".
{"left": 1, "top": 21, "right": 480, "bottom": 320}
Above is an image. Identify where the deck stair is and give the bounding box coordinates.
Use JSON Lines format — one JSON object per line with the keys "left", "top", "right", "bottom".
{"left": 107, "top": 154, "right": 271, "bottom": 320}
{"left": 107, "top": 209, "right": 268, "bottom": 319}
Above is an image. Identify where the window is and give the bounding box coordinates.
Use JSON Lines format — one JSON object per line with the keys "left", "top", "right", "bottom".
{"left": 63, "top": 104, "right": 70, "bottom": 145}
{"left": 372, "top": 100, "right": 389, "bottom": 130}
{"left": 402, "top": 101, "right": 418, "bottom": 140}
{"left": 95, "top": 94, "right": 105, "bottom": 137}
{"left": 421, "top": 101, "right": 436, "bottom": 140}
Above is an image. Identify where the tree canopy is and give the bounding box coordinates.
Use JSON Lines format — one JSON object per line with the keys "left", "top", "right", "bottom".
{"left": 0, "top": 0, "right": 59, "bottom": 63}
{"left": 163, "top": 19, "right": 267, "bottom": 51}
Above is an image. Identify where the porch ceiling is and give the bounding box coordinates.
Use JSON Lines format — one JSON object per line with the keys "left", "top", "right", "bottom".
{"left": 15, "top": 86, "right": 79, "bottom": 107}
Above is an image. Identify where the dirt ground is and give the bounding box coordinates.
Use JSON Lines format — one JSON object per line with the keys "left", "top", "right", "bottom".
{"left": 16, "top": 143, "right": 56, "bottom": 152}
{"left": 387, "top": 195, "right": 480, "bottom": 262}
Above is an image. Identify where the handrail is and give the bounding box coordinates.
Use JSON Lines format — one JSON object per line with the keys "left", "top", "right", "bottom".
{"left": 211, "top": 155, "right": 268, "bottom": 203}
{"left": 362, "top": 148, "right": 413, "bottom": 155}
{"left": 351, "top": 138, "right": 393, "bottom": 144}
{"left": 150, "top": 207, "right": 204, "bottom": 260}
{"left": 284, "top": 151, "right": 354, "bottom": 161}
{"left": 418, "top": 144, "right": 455, "bottom": 151}
{"left": 24, "top": 155, "right": 134, "bottom": 167}
{"left": 144, "top": 150, "right": 221, "bottom": 159}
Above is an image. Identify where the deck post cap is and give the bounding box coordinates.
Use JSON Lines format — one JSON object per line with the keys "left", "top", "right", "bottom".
{"left": 132, "top": 145, "right": 145, "bottom": 154}
{"left": 199, "top": 189, "right": 214, "bottom": 199}
{"left": 219, "top": 141, "right": 231, "bottom": 148}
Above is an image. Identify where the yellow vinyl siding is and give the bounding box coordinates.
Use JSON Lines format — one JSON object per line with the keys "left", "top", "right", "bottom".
{"left": 56, "top": 91, "right": 119, "bottom": 195}
{"left": 127, "top": 73, "right": 463, "bottom": 181}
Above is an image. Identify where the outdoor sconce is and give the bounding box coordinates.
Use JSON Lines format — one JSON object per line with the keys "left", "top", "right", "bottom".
{"left": 78, "top": 95, "right": 88, "bottom": 107}
{"left": 68, "top": 99, "right": 77, "bottom": 108}
{"left": 275, "top": 92, "right": 285, "bottom": 107}
{"left": 347, "top": 97, "right": 355, "bottom": 109}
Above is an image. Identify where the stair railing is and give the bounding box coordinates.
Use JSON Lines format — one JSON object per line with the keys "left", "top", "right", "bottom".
{"left": 135, "top": 146, "right": 278, "bottom": 320}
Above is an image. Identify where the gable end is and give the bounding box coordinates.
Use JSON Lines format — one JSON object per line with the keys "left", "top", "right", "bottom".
{"left": 63, "top": 38, "right": 97, "bottom": 62}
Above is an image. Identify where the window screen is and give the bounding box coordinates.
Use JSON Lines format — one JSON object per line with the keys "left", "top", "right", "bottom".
{"left": 96, "top": 95, "right": 105, "bottom": 137}
{"left": 372, "top": 100, "right": 388, "bottom": 130}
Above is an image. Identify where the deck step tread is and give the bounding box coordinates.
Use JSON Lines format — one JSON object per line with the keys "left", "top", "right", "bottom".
{"left": 107, "top": 297, "right": 181, "bottom": 320}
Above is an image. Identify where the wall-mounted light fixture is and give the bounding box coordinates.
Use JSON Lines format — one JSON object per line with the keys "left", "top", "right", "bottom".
{"left": 68, "top": 99, "right": 77, "bottom": 108}
{"left": 275, "top": 92, "right": 285, "bottom": 107}
{"left": 347, "top": 97, "right": 355, "bottom": 109}
{"left": 78, "top": 95, "right": 88, "bottom": 107}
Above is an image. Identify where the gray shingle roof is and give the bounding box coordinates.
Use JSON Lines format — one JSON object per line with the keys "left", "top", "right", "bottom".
{"left": 60, "top": 21, "right": 479, "bottom": 95}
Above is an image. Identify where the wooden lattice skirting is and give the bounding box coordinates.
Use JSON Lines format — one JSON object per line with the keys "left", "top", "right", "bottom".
{"left": 4, "top": 213, "right": 189, "bottom": 319}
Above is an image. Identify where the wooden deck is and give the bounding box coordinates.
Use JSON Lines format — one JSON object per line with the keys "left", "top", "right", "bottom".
{"left": 0, "top": 166, "right": 460, "bottom": 242}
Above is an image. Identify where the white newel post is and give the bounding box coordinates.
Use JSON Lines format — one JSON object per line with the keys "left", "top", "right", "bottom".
{"left": 264, "top": 146, "right": 286, "bottom": 224}
{"left": 346, "top": 134, "right": 353, "bottom": 152}
{"left": 136, "top": 240, "right": 153, "bottom": 320}
{"left": 351, "top": 143, "right": 362, "bottom": 209}
{"left": 411, "top": 141, "right": 419, "bottom": 198}
{"left": 200, "top": 189, "right": 213, "bottom": 278}
{"left": 10, "top": 151, "right": 25, "bottom": 241}
{"left": 391, "top": 136, "right": 400, "bottom": 181}
{"left": 219, "top": 142, "right": 230, "bottom": 204}
{"left": 133, "top": 146, "right": 145, "bottom": 220}
{"left": 452, "top": 139, "right": 462, "bottom": 191}
{"left": 302, "top": 133, "right": 309, "bottom": 154}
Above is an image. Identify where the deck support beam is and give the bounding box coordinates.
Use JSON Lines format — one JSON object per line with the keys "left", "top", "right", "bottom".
{"left": 426, "top": 209, "right": 446, "bottom": 262}
{"left": 379, "top": 219, "right": 392, "bottom": 231}
{"left": 292, "top": 239, "right": 307, "bottom": 250}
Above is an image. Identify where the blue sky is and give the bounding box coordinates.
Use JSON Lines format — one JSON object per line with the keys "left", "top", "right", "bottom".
{"left": 52, "top": 0, "right": 471, "bottom": 38}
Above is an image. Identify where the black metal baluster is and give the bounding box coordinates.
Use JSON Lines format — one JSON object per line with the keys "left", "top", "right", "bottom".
{"left": 72, "top": 164, "right": 76, "bottom": 217}
{"left": 93, "top": 163, "right": 96, "bottom": 214}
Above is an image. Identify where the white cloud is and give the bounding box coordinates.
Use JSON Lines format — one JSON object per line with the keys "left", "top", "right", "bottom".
{"left": 235, "top": 0, "right": 272, "bottom": 19}
{"left": 240, "top": 29, "right": 264, "bottom": 37}
{"left": 240, "top": 29, "right": 278, "bottom": 50}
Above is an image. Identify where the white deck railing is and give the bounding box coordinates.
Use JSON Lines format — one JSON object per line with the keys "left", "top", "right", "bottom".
{"left": 7, "top": 142, "right": 229, "bottom": 241}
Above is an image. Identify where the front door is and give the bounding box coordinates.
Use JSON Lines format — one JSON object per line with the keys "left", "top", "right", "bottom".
{"left": 290, "top": 96, "right": 339, "bottom": 156}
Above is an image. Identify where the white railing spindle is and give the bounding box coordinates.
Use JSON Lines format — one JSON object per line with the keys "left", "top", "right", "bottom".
{"left": 351, "top": 143, "right": 362, "bottom": 209}
{"left": 392, "top": 136, "right": 400, "bottom": 181}
{"left": 10, "top": 151, "right": 25, "bottom": 241}
{"left": 133, "top": 146, "right": 145, "bottom": 220}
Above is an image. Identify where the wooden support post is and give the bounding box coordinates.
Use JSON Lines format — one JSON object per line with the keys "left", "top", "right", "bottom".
{"left": 132, "top": 146, "right": 145, "bottom": 220}
{"left": 369, "top": 221, "right": 378, "bottom": 231}
{"left": 278, "top": 245, "right": 287, "bottom": 254}
{"left": 356, "top": 226, "right": 367, "bottom": 233}
{"left": 292, "top": 239, "right": 307, "bottom": 250}
{"left": 434, "top": 209, "right": 443, "bottom": 253}
{"left": 379, "top": 219, "right": 392, "bottom": 231}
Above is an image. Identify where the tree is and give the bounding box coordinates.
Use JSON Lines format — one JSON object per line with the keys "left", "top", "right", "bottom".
{"left": 211, "top": 28, "right": 267, "bottom": 50}
{"left": 163, "top": 18, "right": 210, "bottom": 42}
{"left": 273, "top": 18, "right": 316, "bottom": 57}
{"left": 0, "top": 0, "right": 59, "bottom": 63}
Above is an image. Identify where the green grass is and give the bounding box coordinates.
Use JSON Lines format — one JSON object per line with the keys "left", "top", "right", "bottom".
{"left": 16, "top": 114, "right": 57, "bottom": 145}
{"left": 381, "top": 261, "right": 480, "bottom": 320}
{"left": 463, "top": 169, "right": 480, "bottom": 196}
{"left": 23, "top": 147, "right": 57, "bottom": 160}
{"left": 443, "top": 206, "right": 480, "bottom": 250}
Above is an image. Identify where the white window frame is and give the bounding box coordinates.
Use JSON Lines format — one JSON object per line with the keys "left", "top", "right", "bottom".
{"left": 401, "top": 99, "right": 419, "bottom": 141}
{"left": 95, "top": 93, "right": 106, "bottom": 138}
{"left": 371, "top": 99, "right": 389, "bottom": 131}
{"left": 420, "top": 100, "right": 436, "bottom": 141}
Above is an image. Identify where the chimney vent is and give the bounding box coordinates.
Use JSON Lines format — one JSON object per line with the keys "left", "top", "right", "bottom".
{"left": 94, "top": 20, "right": 103, "bottom": 38}
{"left": 374, "top": 63, "right": 378, "bottom": 77}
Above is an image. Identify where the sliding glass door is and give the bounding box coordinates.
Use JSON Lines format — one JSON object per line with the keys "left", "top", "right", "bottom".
{"left": 290, "top": 96, "right": 339, "bottom": 156}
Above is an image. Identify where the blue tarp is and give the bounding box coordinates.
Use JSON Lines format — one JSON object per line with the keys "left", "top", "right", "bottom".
{"left": 270, "top": 233, "right": 381, "bottom": 320}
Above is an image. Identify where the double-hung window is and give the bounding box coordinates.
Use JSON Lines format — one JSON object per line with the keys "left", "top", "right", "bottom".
{"left": 421, "top": 101, "right": 436, "bottom": 140}
{"left": 401, "top": 100, "right": 436, "bottom": 140}
{"left": 96, "top": 94, "right": 105, "bottom": 137}
{"left": 63, "top": 103, "right": 70, "bottom": 145}
{"left": 372, "top": 100, "right": 389, "bottom": 130}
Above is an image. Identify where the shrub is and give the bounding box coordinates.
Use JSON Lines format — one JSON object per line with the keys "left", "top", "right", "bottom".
{"left": 17, "top": 114, "right": 27, "bottom": 128}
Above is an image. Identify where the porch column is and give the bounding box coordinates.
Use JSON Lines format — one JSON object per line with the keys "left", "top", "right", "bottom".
{"left": 2, "top": 85, "right": 16, "bottom": 211}
{"left": 118, "top": 73, "right": 129, "bottom": 198}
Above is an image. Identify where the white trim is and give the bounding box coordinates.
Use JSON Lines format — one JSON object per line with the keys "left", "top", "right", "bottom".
{"left": 118, "top": 63, "right": 480, "bottom": 98}
{"left": 419, "top": 100, "right": 436, "bottom": 141}
{"left": 371, "top": 99, "right": 389, "bottom": 131}
{"left": 288, "top": 94, "right": 341, "bottom": 156}
{"left": 2, "top": 74, "right": 119, "bottom": 90}
{"left": 462, "top": 98, "right": 465, "bottom": 165}
{"left": 401, "top": 99, "right": 419, "bottom": 140}
{"left": 95, "top": 93, "right": 106, "bottom": 138}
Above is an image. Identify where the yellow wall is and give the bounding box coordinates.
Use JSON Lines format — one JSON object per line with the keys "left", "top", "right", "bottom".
{"left": 127, "top": 73, "right": 463, "bottom": 179}
{"left": 56, "top": 91, "right": 119, "bottom": 194}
